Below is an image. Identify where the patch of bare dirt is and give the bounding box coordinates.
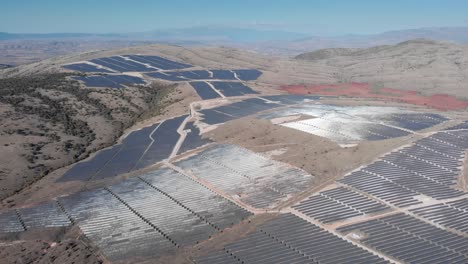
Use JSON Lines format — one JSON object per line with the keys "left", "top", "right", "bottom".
{"left": 0, "top": 226, "right": 105, "bottom": 264}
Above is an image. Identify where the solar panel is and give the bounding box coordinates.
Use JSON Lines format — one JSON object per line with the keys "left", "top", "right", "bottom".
{"left": 63, "top": 63, "right": 114, "bottom": 73}
{"left": 189, "top": 82, "right": 221, "bottom": 99}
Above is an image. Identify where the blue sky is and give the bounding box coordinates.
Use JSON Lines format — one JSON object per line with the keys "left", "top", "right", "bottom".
{"left": 2, "top": 0, "right": 468, "bottom": 35}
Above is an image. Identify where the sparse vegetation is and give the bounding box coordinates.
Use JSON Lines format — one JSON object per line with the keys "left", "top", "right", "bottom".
{"left": 0, "top": 73, "right": 177, "bottom": 200}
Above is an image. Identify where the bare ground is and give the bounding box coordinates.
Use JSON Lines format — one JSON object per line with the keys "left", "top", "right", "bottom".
{"left": 0, "top": 226, "right": 105, "bottom": 264}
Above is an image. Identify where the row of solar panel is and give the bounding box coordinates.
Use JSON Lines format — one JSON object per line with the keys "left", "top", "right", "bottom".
{"left": 1, "top": 167, "right": 251, "bottom": 262}
{"left": 199, "top": 98, "right": 282, "bottom": 125}
{"left": 0, "top": 202, "right": 71, "bottom": 233}
{"left": 338, "top": 212, "right": 468, "bottom": 263}
{"left": 196, "top": 213, "right": 388, "bottom": 264}
{"left": 64, "top": 55, "right": 192, "bottom": 73}
{"left": 293, "top": 187, "right": 390, "bottom": 224}
{"left": 190, "top": 81, "right": 257, "bottom": 99}
{"left": 175, "top": 144, "right": 314, "bottom": 209}
{"left": 63, "top": 56, "right": 263, "bottom": 83}
{"left": 72, "top": 74, "right": 145, "bottom": 88}
{"left": 410, "top": 199, "right": 468, "bottom": 234}
{"left": 197, "top": 96, "right": 324, "bottom": 125}
{"left": 338, "top": 131, "right": 467, "bottom": 209}
{"left": 58, "top": 115, "right": 187, "bottom": 182}
{"left": 147, "top": 69, "right": 262, "bottom": 82}
{"left": 380, "top": 113, "right": 448, "bottom": 131}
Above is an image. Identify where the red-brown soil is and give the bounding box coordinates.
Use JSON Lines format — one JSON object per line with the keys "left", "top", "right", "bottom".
{"left": 281, "top": 83, "right": 468, "bottom": 111}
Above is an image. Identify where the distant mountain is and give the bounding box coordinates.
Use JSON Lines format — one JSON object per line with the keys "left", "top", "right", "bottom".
{"left": 2, "top": 26, "right": 468, "bottom": 56}
{"left": 130, "top": 26, "right": 309, "bottom": 42}
{"left": 252, "top": 27, "right": 468, "bottom": 55}
{"left": 294, "top": 39, "right": 468, "bottom": 97}
{"left": 0, "top": 32, "right": 122, "bottom": 40}
{"left": 0, "top": 27, "right": 307, "bottom": 43}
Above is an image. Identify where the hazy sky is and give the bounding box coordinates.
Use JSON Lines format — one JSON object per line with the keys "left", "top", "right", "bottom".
{"left": 2, "top": 0, "right": 468, "bottom": 35}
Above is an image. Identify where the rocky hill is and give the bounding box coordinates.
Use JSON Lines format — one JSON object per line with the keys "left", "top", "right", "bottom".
{"left": 295, "top": 39, "right": 468, "bottom": 97}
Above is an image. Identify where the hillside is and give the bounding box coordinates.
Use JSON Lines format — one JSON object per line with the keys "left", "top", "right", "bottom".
{"left": 295, "top": 39, "right": 468, "bottom": 97}
{"left": 1, "top": 40, "right": 468, "bottom": 203}
{"left": 1, "top": 40, "right": 468, "bottom": 264}
{"left": 0, "top": 73, "right": 182, "bottom": 201}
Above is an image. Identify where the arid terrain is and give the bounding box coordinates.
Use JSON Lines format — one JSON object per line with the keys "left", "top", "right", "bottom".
{"left": 1, "top": 40, "right": 468, "bottom": 264}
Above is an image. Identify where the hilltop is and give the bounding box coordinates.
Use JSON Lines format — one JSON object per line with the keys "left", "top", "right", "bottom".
{"left": 295, "top": 39, "right": 468, "bottom": 97}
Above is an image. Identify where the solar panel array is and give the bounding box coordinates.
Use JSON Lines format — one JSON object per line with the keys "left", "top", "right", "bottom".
{"left": 177, "top": 121, "right": 212, "bottom": 155}
{"left": 259, "top": 104, "right": 448, "bottom": 144}
{"left": 7, "top": 166, "right": 250, "bottom": 261}
{"left": 196, "top": 213, "right": 388, "bottom": 264}
{"left": 72, "top": 74, "right": 145, "bottom": 89}
{"left": 65, "top": 55, "right": 191, "bottom": 73}
{"left": 0, "top": 210, "right": 25, "bottom": 233}
{"left": 199, "top": 98, "right": 282, "bottom": 125}
{"left": 337, "top": 213, "right": 468, "bottom": 263}
{"left": 64, "top": 55, "right": 262, "bottom": 95}
{"left": 18, "top": 201, "right": 71, "bottom": 229}
{"left": 282, "top": 118, "right": 410, "bottom": 143}
{"left": 189, "top": 82, "right": 221, "bottom": 100}
{"left": 189, "top": 80, "right": 259, "bottom": 99}
{"left": 175, "top": 144, "right": 314, "bottom": 209}
{"left": 279, "top": 110, "right": 448, "bottom": 144}
{"left": 90, "top": 56, "right": 156, "bottom": 72}
{"left": 63, "top": 63, "right": 113, "bottom": 73}
{"left": 410, "top": 199, "right": 468, "bottom": 234}
{"left": 293, "top": 187, "right": 390, "bottom": 224}
{"left": 108, "top": 178, "right": 216, "bottom": 246}
{"left": 0, "top": 201, "right": 72, "bottom": 233}
{"left": 58, "top": 115, "right": 187, "bottom": 182}
{"left": 339, "top": 131, "right": 466, "bottom": 206}
{"left": 378, "top": 113, "right": 449, "bottom": 131}
{"left": 210, "top": 81, "right": 258, "bottom": 97}
{"left": 123, "top": 55, "right": 192, "bottom": 70}
{"left": 189, "top": 81, "right": 258, "bottom": 98}
{"left": 140, "top": 168, "right": 251, "bottom": 229}
{"left": 147, "top": 69, "right": 261, "bottom": 82}
{"left": 59, "top": 188, "right": 175, "bottom": 261}
{"left": 232, "top": 69, "right": 263, "bottom": 81}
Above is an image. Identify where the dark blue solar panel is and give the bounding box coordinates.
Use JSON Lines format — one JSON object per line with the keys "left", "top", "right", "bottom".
{"left": 57, "top": 145, "right": 122, "bottom": 182}
{"left": 106, "top": 56, "right": 154, "bottom": 72}
{"left": 124, "top": 55, "right": 192, "bottom": 70}
{"left": 210, "top": 82, "right": 258, "bottom": 97}
{"left": 233, "top": 69, "right": 262, "bottom": 81}
{"left": 177, "top": 121, "right": 212, "bottom": 154}
{"left": 63, "top": 63, "right": 113, "bottom": 73}
{"left": 176, "top": 70, "right": 211, "bottom": 80}
{"left": 146, "top": 72, "right": 187, "bottom": 81}
{"left": 190, "top": 82, "right": 221, "bottom": 100}
{"left": 94, "top": 125, "right": 159, "bottom": 180}
{"left": 90, "top": 58, "right": 129, "bottom": 72}
{"left": 143, "top": 55, "right": 192, "bottom": 68}
{"left": 211, "top": 70, "right": 237, "bottom": 80}
{"left": 104, "top": 75, "right": 145, "bottom": 86}
{"left": 135, "top": 115, "right": 187, "bottom": 169}
{"left": 199, "top": 98, "right": 280, "bottom": 125}
{"left": 199, "top": 110, "right": 235, "bottom": 125}
{"left": 92, "top": 57, "right": 150, "bottom": 72}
